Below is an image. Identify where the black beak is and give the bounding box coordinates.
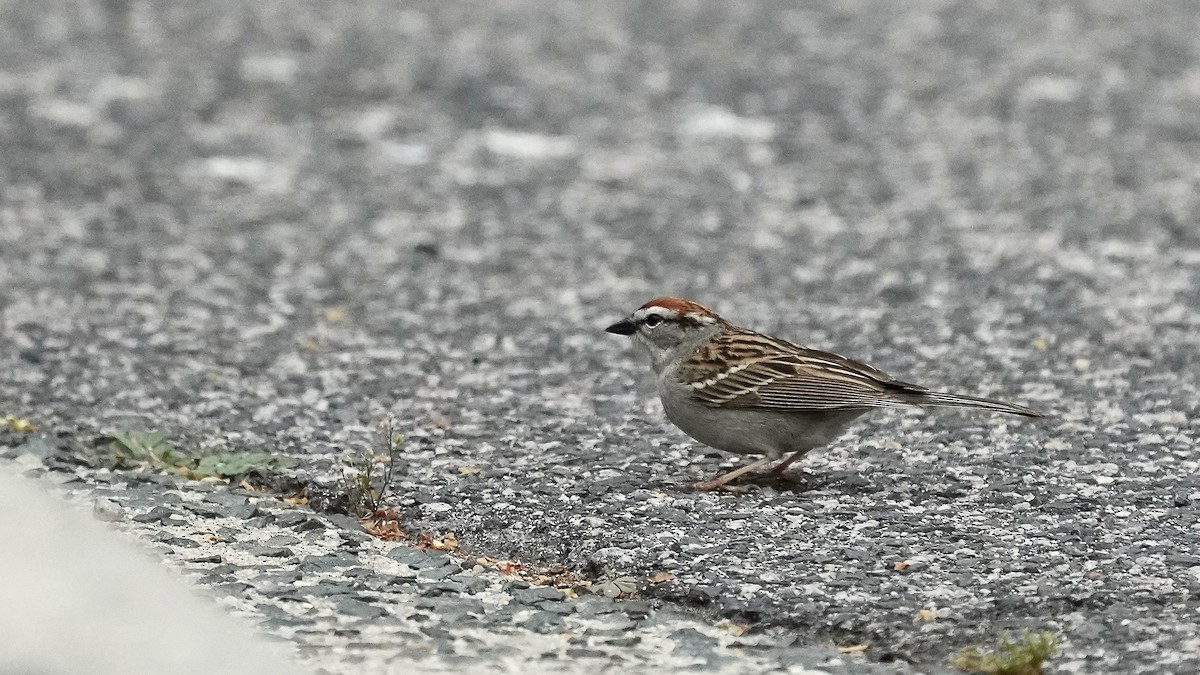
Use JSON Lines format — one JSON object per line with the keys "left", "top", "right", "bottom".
{"left": 605, "top": 318, "right": 637, "bottom": 335}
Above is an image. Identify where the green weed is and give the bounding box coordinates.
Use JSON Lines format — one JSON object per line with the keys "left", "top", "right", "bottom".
{"left": 951, "top": 630, "right": 1058, "bottom": 675}
{"left": 108, "top": 430, "right": 295, "bottom": 480}
{"left": 343, "top": 415, "right": 403, "bottom": 517}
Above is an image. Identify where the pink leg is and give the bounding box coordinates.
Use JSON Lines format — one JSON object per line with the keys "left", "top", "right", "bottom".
{"left": 769, "top": 448, "right": 812, "bottom": 477}
{"left": 692, "top": 456, "right": 776, "bottom": 491}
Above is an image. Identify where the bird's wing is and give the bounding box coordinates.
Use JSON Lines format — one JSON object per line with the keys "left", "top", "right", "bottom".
{"left": 678, "top": 329, "right": 927, "bottom": 411}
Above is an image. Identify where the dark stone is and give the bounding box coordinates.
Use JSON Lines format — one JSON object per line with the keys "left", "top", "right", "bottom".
{"left": 565, "top": 648, "right": 608, "bottom": 658}
{"left": 327, "top": 515, "right": 367, "bottom": 533}
{"left": 621, "top": 601, "right": 653, "bottom": 619}
{"left": 239, "top": 509, "right": 268, "bottom": 523}
{"left": 249, "top": 545, "right": 293, "bottom": 558}
{"left": 447, "top": 574, "right": 490, "bottom": 593}
{"left": 418, "top": 564, "right": 462, "bottom": 582}
{"left": 601, "top": 636, "right": 641, "bottom": 648}
{"left": 129, "top": 491, "right": 183, "bottom": 507}
{"left": 159, "top": 537, "right": 200, "bottom": 548}
{"left": 132, "top": 506, "right": 182, "bottom": 524}
{"left": 534, "top": 601, "right": 574, "bottom": 616}
{"left": 298, "top": 552, "right": 360, "bottom": 571}
{"left": 512, "top": 586, "right": 566, "bottom": 604}
{"left": 670, "top": 628, "right": 715, "bottom": 652}
{"left": 335, "top": 597, "right": 387, "bottom": 620}
{"left": 387, "top": 547, "right": 446, "bottom": 570}
{"left": 305, "top": 581, "right": 358, "bottom": 597}
{"left": 429, "top": 580, "right": 467, "bottom": 595}
{"left": 275, "top": 511, "right": 324, "bottom": 531}
{"left": 185, "top": 503, "right": 227, "bottom": 519}
{"left": 520, "top": 610, "right": 563, "bottom": 632}
{"left": 573, "top": 597, "right": 621, "bottom": 616}
{"left": 214, "top": 582, "right": 252, "bottom": 596}
{"left": 203, "top": 492, "right": 250, "bottom": 507}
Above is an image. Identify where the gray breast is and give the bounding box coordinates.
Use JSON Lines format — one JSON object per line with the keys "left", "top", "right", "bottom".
{"left": 657, "top": 374, "right": 871, "bottom": 458}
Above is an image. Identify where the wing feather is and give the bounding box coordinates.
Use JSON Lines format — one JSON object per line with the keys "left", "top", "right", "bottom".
{"left": 680, "top": 329, "right": 927, "bottom": 412}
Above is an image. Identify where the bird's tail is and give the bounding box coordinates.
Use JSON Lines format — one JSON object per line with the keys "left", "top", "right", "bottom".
{"left": 909, "top": 391, "right": 1044, "bottom": 418}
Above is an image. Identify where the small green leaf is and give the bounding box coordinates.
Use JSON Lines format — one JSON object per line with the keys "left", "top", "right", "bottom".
{"left": 107, "top": 430, "right": 295, "bottom": 479}
{"left": 591, "top": 575, "right": 639, "bottom": 598}
{"left": 613, "top": 576, "right": 639, "bottom": 594}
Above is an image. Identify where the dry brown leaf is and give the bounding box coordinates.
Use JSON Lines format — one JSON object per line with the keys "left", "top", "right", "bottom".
{"left": 415, "top": 531, "right": 459, "bottom": 551}
{"left": 363, "top": 520, "right": 404, "bottom": 540}
{"left": 475, "top": 556, "right": 585, "bottom": 588}
{"left": 238, "top": 479, "right": 271, "bottom": 492}
{"left": 893, "top": 560, "right": 910, "bottom": 571}
{"left": 361, "top": 508, "right": 405, "bottom": 541}
{"left": 283, "top": 486, "right": 308, "bottom": 506}
{"left": 457, "top": 466, "right": 481, "bottom": 475}
{"left": 838, "top": 643, "right": 869, "bottom": 654}
{"left": 916, "top": 609, "right": 936, "bottom": 621}
{"left": 492, "top": 559, "right": 525, "bottom": 575}
{"left": 476, "top": 556, "right": 531, "bottom": 577}
{"left": 649, "top": 571, "right": 675, "bottom": 584}
{"left": 495, "top": 561, "right": 523, "bottom": 575}
{"left": 370, "top": 507, "right": 400, "bottom": 521}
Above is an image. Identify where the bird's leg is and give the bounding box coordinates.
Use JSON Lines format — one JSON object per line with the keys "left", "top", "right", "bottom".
{"left": 768, "top": 448, "right": 813, "bottom": 477}
{"left": 692, "top": 455, "right": 776, "bottom": 491}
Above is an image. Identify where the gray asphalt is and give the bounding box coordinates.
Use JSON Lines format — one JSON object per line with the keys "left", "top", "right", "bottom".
{"left": 2, "top": 1, "right": 1199, "bottom": 673}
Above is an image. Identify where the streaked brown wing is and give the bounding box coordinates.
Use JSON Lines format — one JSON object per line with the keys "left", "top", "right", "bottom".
{"left": 680, "top": 329, "right": 927, "bottom": 411}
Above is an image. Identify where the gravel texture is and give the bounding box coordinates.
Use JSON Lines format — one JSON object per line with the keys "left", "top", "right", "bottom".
{"left": 2, "top": 1, "right": 1200, "bottom": 673}
{"left": 4, "top": 453, "right": 907, "bottom": 675}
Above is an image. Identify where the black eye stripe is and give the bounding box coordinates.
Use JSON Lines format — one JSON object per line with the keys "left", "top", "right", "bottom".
{"left": 643, "top": 314, "right": 664, "bottom": 327}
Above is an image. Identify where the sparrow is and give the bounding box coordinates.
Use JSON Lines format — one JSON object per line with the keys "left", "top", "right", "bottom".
{"left": 606, "top": 297, "right": 1043, "bottom": 491}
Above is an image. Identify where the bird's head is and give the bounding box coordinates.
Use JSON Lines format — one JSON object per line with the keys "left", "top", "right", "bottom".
{"left": 606, "top": 297, "right": 726, "bottom": 371}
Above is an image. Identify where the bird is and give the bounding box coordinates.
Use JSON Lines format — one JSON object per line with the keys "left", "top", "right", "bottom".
{"left": 605, "top": 297, "right": 1043, "bottom": 491}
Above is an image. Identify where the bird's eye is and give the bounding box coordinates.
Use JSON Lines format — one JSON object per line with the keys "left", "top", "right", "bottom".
{"left": 643, "top": 314, "right": 664, "bottom": 328}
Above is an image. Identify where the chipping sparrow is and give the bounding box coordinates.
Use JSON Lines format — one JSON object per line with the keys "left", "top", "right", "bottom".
{"left": 606, "top": 297, "right": 1042, "bottom": 491}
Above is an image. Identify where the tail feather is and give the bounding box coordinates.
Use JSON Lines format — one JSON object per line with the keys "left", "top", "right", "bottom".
{"left": 909, "top": 391, "right": 1044, "bottom": 418}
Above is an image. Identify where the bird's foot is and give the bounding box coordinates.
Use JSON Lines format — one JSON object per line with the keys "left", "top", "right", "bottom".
{"left": 690, "top": 479, "right": 750, "bottom": 493}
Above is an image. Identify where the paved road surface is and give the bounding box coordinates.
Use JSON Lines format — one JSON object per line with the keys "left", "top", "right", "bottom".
{"left": 2, "top": 1, "right": 1198, "bottom": 672}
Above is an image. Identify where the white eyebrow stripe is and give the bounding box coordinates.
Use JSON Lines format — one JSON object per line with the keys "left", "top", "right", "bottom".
{"left": 633, "top": 307, "right": 680, "bottom": 321}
